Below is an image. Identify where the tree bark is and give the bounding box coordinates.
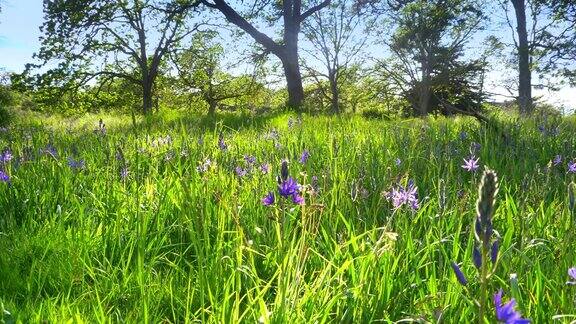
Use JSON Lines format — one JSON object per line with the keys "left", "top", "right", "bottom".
{"left": 207, "top": 97, "right": 217, "bottom": 116}
{"left": 142, "top": 78, "right": 153, "bottom": 114}
{"left": 511, "top": 0, "right": 533, "bottom": 115}
{"left": 282, "top": 5, "right": 305, "bottom": 110}
{"left": 282, "top": 55, "right": 305, "bottom": 110}
{"left": 417, "top": 57, "right": 431, "bottom": 116}
{"left": 329, "top": 72, "right": 339, "bottom": 114}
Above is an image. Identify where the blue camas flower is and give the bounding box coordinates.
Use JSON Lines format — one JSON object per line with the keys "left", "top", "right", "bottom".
{"left": 291, "top": 193, "right": 305, "bottom": 205}
{"left": 260, "top": 163, "right": 270, "bottom": 174}
{"left": 553, "top": 155, "right": 562, "bottom": 166}
{"left": 244, "top": 155, "right": 256, "bottom": 165}
{"left": 235, "top": 166, "right": 247, "bottom": 178}
{"left": 0, "top": 149, "right": 12, "bottom": 163}
{"left": 300, "top": 150, "right": 310, "bottom": 164}
{"left": 67, "top": 157, "right": 85, "bottom": 170}
{"left": 262, "top": 192, "right": 275, "bottom": 206}
{"left": 218, "top": 133, "right": 227, "bottom": 150}
{"left": 462, "top": 156, "right": 480, "bottom": 172}
{"left": 386, "top": 180, "right": 419, "bottom": 210}
{"left": 568, "top": 267, "right": 576, "bottom": 285}
{"left": 263, "top": 161, "right": 305, "bottom": 206}
{"left": 0, "top": 170, "right": 9, "bottom": 183}
{"left": 493, "top": 289, "right": 530, "bottom": 323}
{"left": 278, "top": 177, "right": 299, "bottom": 198}
{"left": 451, "top": 262, "right": 468, "bottom": 286}
{"left": 568, "top": 161, "right": 576, "bottom": 173}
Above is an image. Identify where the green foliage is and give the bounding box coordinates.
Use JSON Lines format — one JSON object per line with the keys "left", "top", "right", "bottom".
{"left": 170, "top": 32, "right": 271, "bottom": 115}
{"left": 0, "top": 112, "right": 575, "bottom": 322}
{"left": 25, "top": 0, "right": 202, "bottom": 114}
{"left": 382, "top": 0, "right": 486, "bottom": 116}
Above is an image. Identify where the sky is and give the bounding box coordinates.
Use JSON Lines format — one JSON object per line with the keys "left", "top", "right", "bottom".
{"left": 0, "top": 0, "right": 574, "bottom": 113}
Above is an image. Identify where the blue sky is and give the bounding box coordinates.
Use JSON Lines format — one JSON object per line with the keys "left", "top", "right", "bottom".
{"left": 0, "top": 0, "right": 43, "bottom": 73}
{"left": 0, "top": 0, "right": 574, "bottom": 111}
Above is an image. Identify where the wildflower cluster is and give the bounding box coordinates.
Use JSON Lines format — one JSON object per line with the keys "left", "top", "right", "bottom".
{"left": 1, "top": 149, "right": 12, "bottom": 163}
{"left": 550, "top": 155, "right": 576, "bottom": 173}
{"left": 262, "top": 161, "right": 304, "bottom": 206}
{"left": 234, "top": 154, "right": 269, "bottom": 178}
{"left": 385, "top": 179, "right": 419, "bottom": 210}
{"left": 451, "top": 169, "right": 530, "bottom": 323}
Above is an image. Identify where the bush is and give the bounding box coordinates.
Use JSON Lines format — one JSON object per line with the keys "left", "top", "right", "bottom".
{"left": 0, "top": 107, "right": 10, "bottom": 126}
{"left": 361, "top": 108, "right": 391, "bottom": 120}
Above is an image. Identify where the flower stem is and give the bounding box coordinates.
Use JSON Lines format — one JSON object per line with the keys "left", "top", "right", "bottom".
{"left": 478, "top": 239, "right": 490, "bottom": 324}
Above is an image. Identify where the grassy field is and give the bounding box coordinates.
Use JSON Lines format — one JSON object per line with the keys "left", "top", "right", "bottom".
{"left": 0, "top": 110, "right": 575, "bottom": 323}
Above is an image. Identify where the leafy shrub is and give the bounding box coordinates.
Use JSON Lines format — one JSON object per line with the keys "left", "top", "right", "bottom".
{"left": 361, "top": 108, "right": 391, "bottom": 120}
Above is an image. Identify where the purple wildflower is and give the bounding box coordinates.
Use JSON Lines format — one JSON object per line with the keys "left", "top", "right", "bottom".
{"left": 493, "top": 289, "right": 530, "bottom": 323}
{"left": 44, "top": 144, "right": 58, "bottom": 158}
{"left": 291, "top": 193, "right": 305, "bottom": 205}
{"left": 459, "top": 131, "right": 468, "bottom": 140}
{"left": 553, "top": 155, "right": 562, "bottom": 166}
{"left": 1, "top": 149, "right": 12, "bottom": 163}
{"left": 0, "top": 170, "right": 9, "bottom": 183}
{"left": 568, "top": 161, "right": 576, "bottom": 173}
{"left": 244, "top": 155, "right": 257, "bottom": 165}
{"left": 395, "top": 158, "right": 401, "bottom": 166}
{"left": 471, "top": 142, "right": 481, "bottom": 154}
{"left": 462, "top": 156, "right": 480, "bottom": 172}
{"left": 260, "top": 163, "right": 270, "bottom": 174}
{"left": 473, "top": 246, "right": 482, "bottom": 269}
{"left": 280, "top": 160, "right": 289, "bottom": 181}
{"left": 278, "top": 177, "right": 299, "bottom": 198}
{"left": 568, "top": 267, "right": 576, "bottom": 285}
{"left": 197, "top": 159, "right": 212, "bottom": 173}
{"left": 262, "top": 192, "right": 275, "bottom": 206}
{"left": 387, "top": 180, "right": 419, "bottom": 210}
{"left": 67, "top": 157, "right": 85, "bottom": 170}
{"left": 120, "top": 167, "right": 129, "bottom": 180}
{"left": 235, "top": 166, "right": 247, "bottom": 177}
{"left": 450, "top": 262, "right": 468, "bottom": 286}
{"left": 218, "top": 133, "right": 227, "bottom": 150}
{"left": 491, "top": 240, "right": 500, "bottom": 263}
{"left": 300, "top": 150, "right": 310, "bottom": 164}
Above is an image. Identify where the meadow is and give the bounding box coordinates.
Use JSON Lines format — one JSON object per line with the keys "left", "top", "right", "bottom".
{"left": 0, "top": 110, "right": 575, "bottom": 323}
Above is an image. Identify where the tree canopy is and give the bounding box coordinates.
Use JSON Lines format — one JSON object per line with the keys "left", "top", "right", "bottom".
{"left": 25, "top": 0, "right": 202, "bottom": 113}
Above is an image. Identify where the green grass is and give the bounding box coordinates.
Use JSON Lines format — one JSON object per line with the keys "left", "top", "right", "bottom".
{"left": 0, "top": 110, "right": 575, "bottom": 323}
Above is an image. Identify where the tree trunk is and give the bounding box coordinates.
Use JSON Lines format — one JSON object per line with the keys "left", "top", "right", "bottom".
{"left": 511, "top": 0, "right": 533, "bottom": 115}
{"left": 283, "top": 14, "right": 305, "bottom": 111}
{"left": 283, "top": 59, "right": 305, "bottom": 110}
{"left": 208, "top": 99, "right": 217, "bottom": 116}
{"left": 417, "top": 75, "right": 431, "bottom": 116}
{"left": 142, "top": 78, "right": 153, "bottom": 114}
{"left": 416, "top": 50, "right": 431, "bottom": 116}
{"left": 329, "top": 73, "right": 339, "bottom": 114}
